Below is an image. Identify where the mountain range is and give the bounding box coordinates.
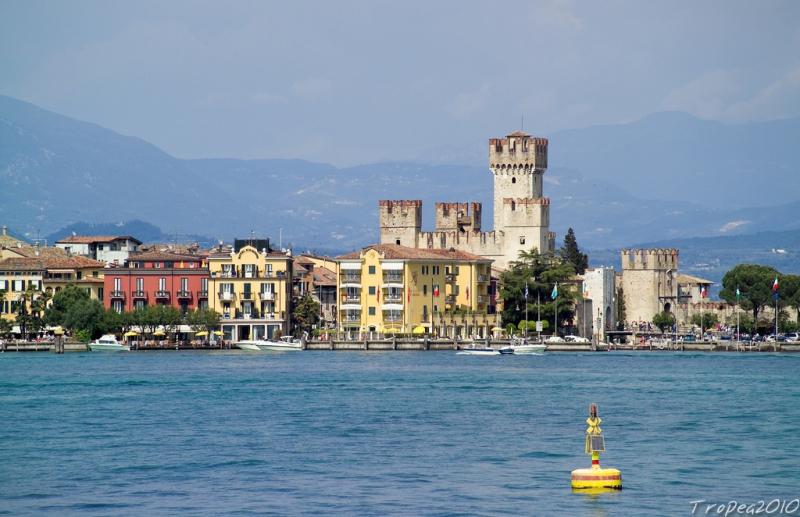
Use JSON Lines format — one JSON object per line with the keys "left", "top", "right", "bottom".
{"left": 1, "top": 95, "right": 799, "bottom": 255}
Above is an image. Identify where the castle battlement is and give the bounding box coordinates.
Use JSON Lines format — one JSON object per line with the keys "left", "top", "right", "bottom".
{"left": 378, "top": 130, "right": 555, "bottom": 269}
{"left": 620, "top": 248, "right": 679, "bottom": 271}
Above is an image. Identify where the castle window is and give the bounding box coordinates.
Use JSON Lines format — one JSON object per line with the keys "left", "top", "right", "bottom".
{"left": 512, "top": 177, "right": 516, "bottom": 184}
{"left": 511, "top": 200, "right": 516, "bottom": 211}
{"left": 520, "top": 236, "right": 526, "bottom": 245}
{"left": 395, "top": 239, "right": 401, "bottom": 245}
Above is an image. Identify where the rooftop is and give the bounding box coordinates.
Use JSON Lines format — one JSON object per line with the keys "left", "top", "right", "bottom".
{"left": 337, "top": 244, "right": 491, "bottom": 263}
{"left": 56, "top": 235, "right": 142, "bottom": 245}
{"left": 0, "top": 255, "right": 105, "bottom": 271}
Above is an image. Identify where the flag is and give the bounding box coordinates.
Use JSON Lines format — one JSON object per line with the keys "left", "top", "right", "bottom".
{"left": 773, "top": 276, "right": 779, "bottom": 292}
{"left": 551, "top": 283, "right": 558, "bottom": 300}
{"left": 736, "top": 287, "right": 740, "bottom": 301}
{"left": 524, "top": 282, "right": 529, "bottom": 300}
{"left": 376, "top": 288, "right": 380, "bottom": 302}
{"left": 433, "top": 284, "right": 439, "bottom": 297}
{"left": 700, "top": 286, "right": 707, "bottom": 299}
{"left": 466, "top": 286, "right": 469, "bottom": 300}
{"left": 407, "top": 286, "right": 411, "bottom": 303}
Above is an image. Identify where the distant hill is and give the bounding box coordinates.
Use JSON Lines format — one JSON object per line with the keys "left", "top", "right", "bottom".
{"left": 2, "top": 95, "right": 799, "bottom": 252}
{"left": 44, "top": 220, "right": 216, "bottom": 247}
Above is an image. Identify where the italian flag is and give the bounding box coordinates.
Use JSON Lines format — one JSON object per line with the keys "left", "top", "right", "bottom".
{"left": 700, "top": 286, "right": 707, "bottom": 299}
{"left": 773, "top": 276, "right": 779, "bottom": 292}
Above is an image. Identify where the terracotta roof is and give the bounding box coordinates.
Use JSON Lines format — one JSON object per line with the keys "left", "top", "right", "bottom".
{"left": 0, "top": 255, "right": 104, "bottom": 271}
{"left": 128, "top": 250, "right": 205, "bottom": 262}
{"left": 507, "top": 130, "right": 530, "bottom": 137}
{"left": 312, "top": 266, "right": 337, "bottom": 286}
{"left": 3, "top": 246, "right": 69, "bottom": 259}
{"left": 337, "top": 244, "right": 491, "bottom": 263}
{"left": 56, "top": 235, "right": 142, "bottom": 244}
{"left": 676, "top": 273, "right": 714, "bottom": 285}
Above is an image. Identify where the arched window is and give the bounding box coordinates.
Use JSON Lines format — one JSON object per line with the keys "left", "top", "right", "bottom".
{"left": 511, "top": 177, "right": 516, "bottom": 184}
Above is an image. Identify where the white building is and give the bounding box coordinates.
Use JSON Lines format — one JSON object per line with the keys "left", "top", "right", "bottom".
{"left": 583, "top": 266, "right": 617, "bottom": 340}
{"left": 55, "top": 235, "right": 142, "bottom": 265}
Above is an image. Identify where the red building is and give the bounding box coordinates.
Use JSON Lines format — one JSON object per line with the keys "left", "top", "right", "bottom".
{"left": 104, "top": 250, "right": 210, "bottom": 313}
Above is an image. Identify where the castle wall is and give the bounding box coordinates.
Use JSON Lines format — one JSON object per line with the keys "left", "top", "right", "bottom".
{"left": 379, "top": 200, "right": 421, "bottom": 248}
{"left": 620, "top": 249, "right": 679, "bottom": 324}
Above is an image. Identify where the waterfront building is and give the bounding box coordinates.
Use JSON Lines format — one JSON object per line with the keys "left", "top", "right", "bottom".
{"left": 55, "top": 235, "right": 142, "bottom": 264}
{"left": 335, "top": 244, "right": 497, "bottom": 337}
{"left": 379, "top": 131, "right": 555, "bottom": 270}
{"left": 619, "top": 249, "right": 679, "bottom": 325}
{"left": 581, "top": 267, "right": 617, "bottom": 340}
{"left": 0, "top": 254, "right": 105, "bottom": 325}
{"left": 207, "top": 239, "right": 293, "bottom": 341}
{"left": 293, "top": 255, "right": 338, "bottom": 328}
{"left": 103, "top": 250, "right": 208, "bottom": 314}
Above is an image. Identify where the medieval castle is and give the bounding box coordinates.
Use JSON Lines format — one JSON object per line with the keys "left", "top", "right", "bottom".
{"left": 379, "top": 131, "right": 556, "bottom": 269}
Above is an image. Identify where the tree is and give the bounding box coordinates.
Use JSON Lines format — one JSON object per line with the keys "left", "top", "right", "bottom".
{"left": 63, "top": 298, "right": 107, "bottom": 339}
{"left": 616, "top": 288, "right": 626, "bottom": 329}
{"left": 781, "top": 274, "right": 800, "bottom": 322}
{"left": 500, "top": 247, "right": 577, "bottom": 336}
{"left": 0, "top": 317, "right": 11, "bottom": 338}
{"left": 652, "top": 311, "right": 675, "bottom": 333}
{"left": 45, "top": 285, "right": 90, "bottom": 327}
{"left": 690, "top": 312, "right": 718, "bottom": 332}
{"left": 16, "top": 286, "right": 47, "bottom": 340}
{"left": 719, "top": 264, "right": 780, "bottom": 323}
{"left": 560, "top": 228, "right": 589, "bottom": 275}
{"left": 186, "top": 308, "right": 221, "bottom": 335}
{"left": 292, "top": 294, "right": 320, "bottom": 336}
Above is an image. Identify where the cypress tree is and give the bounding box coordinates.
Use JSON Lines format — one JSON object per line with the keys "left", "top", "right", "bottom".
{"left": 560, "top": 227, "right": 589, "bottom": 274}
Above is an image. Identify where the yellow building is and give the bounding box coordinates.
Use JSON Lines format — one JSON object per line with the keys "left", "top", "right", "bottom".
{"left": 0, "top": 255, "right": 105, "bottom": 326}
{"left": 207, "top": 241, "right": 293, "bottom": 341}
{"left": 336, "top": 244, "right": 498, "bottom": 337}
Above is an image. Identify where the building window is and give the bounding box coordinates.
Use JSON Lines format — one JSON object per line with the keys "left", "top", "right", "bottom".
{"left": 114, "top": 278, "right": 121, "bottom": 291}
{"left": 368, "top": 306, "right": 375, "bottom": 316}
{"left": 433, "top": 266, "right": 440, "bottom": 275}
{"left": 368, "top": 286, "right": 376, "bottom": 295}
{"left": 395, "top": 239, "right": 401, "bottom": 245}
{"left": 201, "top": 278, "right": 208, "bottom": 291}
{"left": 368, "top": 265, "right": 376, "bottom": 274}
{"left": 181, "top": 278, "right": 188, "bottom": 290}
{"left": 136, "top": 277, "right": 144, "bottom": 291}
{"left": 158, "top": 278, "right": 166, "bottom": 291}
{"left": 423, "top": 285, "right": 428, "bottom": 295}
{"left": 512, "top": 177, "right": 516, "bottom": 184}
{"left": 520, "top": 236, "right": 526, "bottom": 245}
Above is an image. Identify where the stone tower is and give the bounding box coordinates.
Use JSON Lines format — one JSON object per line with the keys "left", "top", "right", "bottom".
{"left": 619, "top": 249, "right": 679, "bottom": 323}
{"left": 379, "top": 200, "right": 421, "bottom": 248}
{"left": 489, "top": 131, "right": 554, "bottom": 258}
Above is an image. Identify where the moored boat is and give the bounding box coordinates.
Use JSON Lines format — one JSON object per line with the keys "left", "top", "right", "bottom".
{"left": 499, "top": 337, "right": 548, "bottom": 354}
{"left": 456, "top": 344, "right": 500, "bottom": 356}
{"left": 88, "top": 334, "right": 130, "bottom": 352}
{"left": 236, "top": 336, "right": 303, "bottom": 352}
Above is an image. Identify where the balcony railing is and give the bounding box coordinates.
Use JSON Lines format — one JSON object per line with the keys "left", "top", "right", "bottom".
{"left": 477, "top": 274, "right": 489, "bottom": 283}
{"left": 445, "top": 295, "right": 456, "bottom": 304}
{"left": 110, "top": 290, "right": 125, "bottom": 299}
{"left": 177, "top": 290, "right": 192, "bottom": 299}
{"left": 260, "top": 291, "right": 275, "bottom": 300}
{"left": 343, "top": 315, "right": 361, "bottom": 322}
{"left": 383, "top": 314, "right": 403, "bottom": 322}
{"left": 384, "top": 295, "right": 402, "bottom": 303}
{"left": 445, "top": 273, "right": 456, "bottom": 283}
{"left": 219, "top": 291, "right": 234, "bottom": 301}
{"left": 155, "top": 290, "right": 170, "bottom": 299}
{"left": 343, "top": 295, "right": 361, "bottom": 303}
{"left": 340, "top": 274, "right": 361, "bottom": 283}
{"left": 132, "top": 290, "right": 146, "bottom": 299}
{"left": 477, "top": 295, "right": 486, "bottom": 303}
{"left": 421, "top": 314, "right": 430, "bottom": 323}
{"left": 197, "top": 290, "right": 208, "bottom": 299}
{"left": 382, "top": 273, "right": 403, "bottom": 283}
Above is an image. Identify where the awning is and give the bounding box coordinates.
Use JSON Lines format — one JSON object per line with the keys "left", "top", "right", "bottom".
{"left": 195, "top": 331, "right": 208, "bottom": 337}
{"left": 412, "top": 325, "right": 426, "bottom": 335}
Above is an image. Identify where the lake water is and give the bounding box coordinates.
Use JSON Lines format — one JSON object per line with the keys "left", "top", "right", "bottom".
{"left": 1, "top": 351, "right": 798, "bottom": 516}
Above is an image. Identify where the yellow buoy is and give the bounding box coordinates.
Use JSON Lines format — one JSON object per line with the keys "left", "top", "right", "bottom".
{"left": 571, "top": 403, "right": 622, "bottom": 491}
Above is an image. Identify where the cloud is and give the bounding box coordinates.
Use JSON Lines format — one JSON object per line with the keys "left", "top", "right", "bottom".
{"left": 719, "top": 220, "right": 750, "bottom": 233}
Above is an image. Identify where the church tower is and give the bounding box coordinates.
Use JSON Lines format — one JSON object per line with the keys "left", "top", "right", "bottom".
{"left": 489, "top": 131, "right": 554, "bottom": 258}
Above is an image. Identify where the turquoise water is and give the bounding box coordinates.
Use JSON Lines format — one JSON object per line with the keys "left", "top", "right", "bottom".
{"left": 1, "top": 351, "right": 798, "bottom": 516}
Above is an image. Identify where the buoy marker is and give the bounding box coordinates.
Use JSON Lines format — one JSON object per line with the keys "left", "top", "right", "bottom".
{"left": 571, "top": 403, "right": 622, "bottom": 491}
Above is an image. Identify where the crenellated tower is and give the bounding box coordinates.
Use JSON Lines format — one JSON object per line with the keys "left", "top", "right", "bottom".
{"left": 379, "top": 200, "right": 422, "bottom": 248}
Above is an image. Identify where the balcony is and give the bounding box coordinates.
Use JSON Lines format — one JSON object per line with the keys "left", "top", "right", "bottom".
{"left": 477, "top": 295, "right": 487, "bottom": 303}
{"left": 197, "top": 290, "right": 208, "bottom": 299}
{"left": 110, "top": 290, "right": 125, "bottom": 299}
{"left": 384, "top": 294, "right": 402, "bottom": 303}
{"left": 155, "top": 290, "right": 170, "bottom": 299}
{"left": 382, "top": 273, "right": 403, "bottom": 284}
{"left": 343, "top": 314, "right": 361, "bottom": 323}
{"left": 445, "top": 294, "right": 456, "bottom": 304}
{"left": 342, "top": 295, "right": 361, "bottom": 303}
{"left": 241, "top": 292, "right": 253, "bottom": 300}
{"left": 219, "top": 291, "right": 235, "bottom": 301}
{"left": 260, "top": 291, "right": 275, "bottom": 301}
{"left": 132, "top": 290, "right": 146, "bottom": 299}
{"left": 177, "top": 290, "right": 192, "bottom": 299}
{"left": 340, "top": 274, "right": 361, "bottom": 284}
{"left": 383, "top": 314, "right": 403, "bottom": 323}
{"left": 477, "top": 274, "right": 489, "bottom": 283}
{"left": 445, "top": 273, "right": 456, "bottom": 283}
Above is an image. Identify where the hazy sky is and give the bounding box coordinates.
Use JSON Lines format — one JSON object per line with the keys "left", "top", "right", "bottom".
{"left": 1, "top": 0, "right": 799, "bottom": 165}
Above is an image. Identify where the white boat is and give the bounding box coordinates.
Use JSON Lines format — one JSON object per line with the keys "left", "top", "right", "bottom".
{"left": 456, "top": 344, "right": 500, "bottom": 356}
{"left": 499, "top": 337, "right": 547, "bottom": 354}
{"left": 88, "top": 334, "right": 130, "bottom": 352}
{"left": 236, "top": 336, "right": 303, "bottom": 352}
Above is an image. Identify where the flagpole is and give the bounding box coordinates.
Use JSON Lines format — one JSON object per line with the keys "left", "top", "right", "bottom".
{"left": 736, "top": 286, "right": 740, "bottom": 344}
{"left": 524, "top": 281, "right": 529, "bottom": 340}
{"left": 537, "top": 290, "right": 541, "bottom": 342}
{"left": 554, "top": 283, "right": 558, "bottom": 338}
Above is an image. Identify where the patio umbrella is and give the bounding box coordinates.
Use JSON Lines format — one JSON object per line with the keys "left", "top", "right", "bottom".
{"left": 412, "top": 326, "right": 426, "bottom": 335}
{"left": 195, "top": 331, "right": 208, "bottom": 337}
{"left": 123, "top": 331, "right": 138, "bottom": 337}
{"left": 153, "top": 330, "right": 166, "bottom": 336}
{"left": 213, "top": 330, "right": 223, "bottom": 336}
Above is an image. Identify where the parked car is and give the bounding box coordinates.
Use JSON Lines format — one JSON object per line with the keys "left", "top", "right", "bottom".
{"left": 785, "top": 332, "right": 800, "bottom": 343}
{"left": 564, "top": 335, "right": 590, "bottom": 344}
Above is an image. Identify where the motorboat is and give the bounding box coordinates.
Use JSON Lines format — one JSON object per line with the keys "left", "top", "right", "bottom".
{"left": 456, "top": 344, "right": 500, "bottom": 356}
{"left": 499, "top": 337, "right": 547, "bottom": 354}
{"left": 564, "top": 335, "right": 591, "bottom": 344}
{"left": 88, "top": 334, "right": 130, "bottom": 352}
{"left": 236, "top": 335, "right": 303, "bottom": 352}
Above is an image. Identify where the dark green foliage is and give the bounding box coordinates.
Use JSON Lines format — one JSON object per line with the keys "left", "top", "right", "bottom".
{"left": 652, "top": 311, "right": 675, "bottom": 332}
{"left": 500, "top": 248, "right": 576, "bottom": 336}
{"left": 292, "top": 294, "right": 320, "bottom": 336}
{"left": 719, "top": 264, "right": 780, "bottom": 321}
{"left": 559, "top": 228, "right": 589, "bottom": 275}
